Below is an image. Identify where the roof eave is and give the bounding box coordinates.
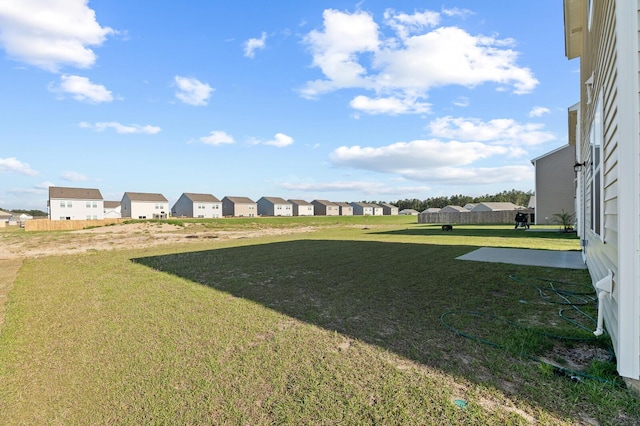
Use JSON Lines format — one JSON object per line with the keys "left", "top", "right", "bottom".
{"left": 564, "top": 0, "right": 583, "bottom": 59}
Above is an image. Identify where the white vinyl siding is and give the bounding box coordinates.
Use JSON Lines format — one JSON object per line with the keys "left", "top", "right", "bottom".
{"left": 576, "top": 0, "right": 640, "bottom": 379}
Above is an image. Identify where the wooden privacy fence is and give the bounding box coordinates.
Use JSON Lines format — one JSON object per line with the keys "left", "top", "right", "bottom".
{"left": 25, "top": 218, "right": 127, "bottom": 232}
{"left": 418, "top": 210, "right": 534, "bottom": 225}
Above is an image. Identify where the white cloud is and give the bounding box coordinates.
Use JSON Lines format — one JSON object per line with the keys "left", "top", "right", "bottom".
{"left": 50, "top": 75, "right": 113, "bottom": 103}
{"left": 383, "top": 9, "right": 440, "bottom": 39}
{"left": 452, "top": 96, "right": 470, "bottom": 107}
{"left": 529, "top": 106, "right": 551, "bottom": 117}
{"left": 0, "top": 0, "right": 115, "bottom": 72}
{"left": 199, "top": 131, "right": 235, "bottom": 146}
{"left": 244, "top": 32, "right": 267, "bottom": 58}
{"left": 0, "top": 157, "right": 37, "bottom": 176}
{"left": 331, "top": 139, "right": 507, "bottom": 172}
{"left": 262, "top": 133, "right": 294, "bottom": 148}
{"left": 349, "top": 95, "right": 430, "bottom": 115}
{"left": 174, "top": 76, "right": 213, "bottom": 106}
{"left": 428, "top": 116, "right": 555, "bottom": 146}
{"left": 61, "top": 171, "right": 88, "bottom": 182}
{"left": 79, "top": 121, "right": 161, "bottom": 134}
{"left": 36, "top": 181, "right": 54, "bottom": 190}
{"left": 401, "top": 165, "right": 533, "bottom": 184}
{"left": 301, "top": 9, "right": 538, "bottom": 114}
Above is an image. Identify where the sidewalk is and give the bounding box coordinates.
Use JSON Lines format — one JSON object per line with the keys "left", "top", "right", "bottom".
{"left": 456, "top": 247, "right": 587, "bottom": 269}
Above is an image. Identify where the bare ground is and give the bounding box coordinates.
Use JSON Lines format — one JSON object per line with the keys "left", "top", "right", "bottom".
{"left": 0, "top": 222, "right": 314, "bottom": 260}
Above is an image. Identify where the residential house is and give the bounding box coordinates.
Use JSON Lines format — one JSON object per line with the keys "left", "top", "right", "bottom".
{"left": 564, "top": 0, "right": 640, "bottom": 387}
{"left": 439, "top": 205, "right": 469, "bottom": 213}
{"left": 257, "top": 197, "right": 292, "bottom": 216}
{"left": 48, "top": 186, "right": 104, "bottom": 220}
{"left": 312, "top": 199, "right": 339, "bottom": 216}
{"left": 222, "top": 196, "right": 257, "bottom": 217}
{"left": 0, "top": 210, "right": 11, "bottom": 222}
{"left": 399, "top": 209, "right": 419, "bottom": 215}
{"left": 121, "top": 192, "right": 168, "bottom": 219}
{"left": 288, "top": 199, "right": 314, "bottom": 216}
{"left": 423, "top": 208, "right": 441, "bottom": 213}
{"left": 350, "top": 202, "right": 373, "bottom": 216}
{"left": 380, "top": 202, "right": 399, "bottom": 215}
{"left": 333, "top": 202, "right": 353, "bottom": 216}
{"left": 172, "top": 193, "right": 222, "bottom": 218}
{"left": 103, "top": 201, "right": 122, "bottom": 219}
{"left": 470, "top": 202, "right": 521, "bottom": 212}
{"left": 349, "top": 202, "right": 383, "bottom": 216}
{"left": 464, "top": 203, "right": 477, "bottom": 210}
{"left": 530, "top": 145, "right": 577, "bottom": 225}
{"left": 0, "top": 210, "right": 11, "bottom": 227}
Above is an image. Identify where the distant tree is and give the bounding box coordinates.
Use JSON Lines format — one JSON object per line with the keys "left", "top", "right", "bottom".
{"left": 1, "top": 208, "right": 48, "bottom": 217}
{"left": 393, "top": 189, "right": 533, "bottom": 212}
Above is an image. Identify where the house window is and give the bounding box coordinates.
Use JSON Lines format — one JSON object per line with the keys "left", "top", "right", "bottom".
{"left": 87, "top": 215, "right": 92, "bottom": 220}
{"left": 67, "top": 201, "right": 73, "bottom": 208}
{"left": 60, "top": 201, "right": 65, "bottom": 208}
{"left": 590, "top": 93, "right": 604, "bottom": 237}
{"left": 93, "top": 201, "right": 97, "bottom": 208}
{"left": 86, "top": 202, "right": 91, "bottom": 208}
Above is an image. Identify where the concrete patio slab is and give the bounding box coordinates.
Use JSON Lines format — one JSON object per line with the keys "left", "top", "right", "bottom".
{"left": 456, "top": 247, "right": 587, "bottom": 269}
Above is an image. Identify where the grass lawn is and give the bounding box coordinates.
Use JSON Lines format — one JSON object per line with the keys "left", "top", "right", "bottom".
{"left": 1, "top": 219, "right": 638, "bottom": 424}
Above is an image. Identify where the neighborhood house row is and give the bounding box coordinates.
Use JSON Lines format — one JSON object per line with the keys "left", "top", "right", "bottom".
{"left": 44, "top": 187, "right": 533, "bottom": 221}
{"left": 45, "top": 187, "right": 405, "bottom": 220}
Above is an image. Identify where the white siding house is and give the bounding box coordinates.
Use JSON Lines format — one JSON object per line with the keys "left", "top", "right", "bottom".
{"left": 48, "top": 186, "right": 104, "bottom": 220}
{"left": 257, "top": 197, "right": 293, "bottom": 216}
{"left": 289, "top": 199, "right": 314, "bottom": 216}
{"left": 350, "top": 202, "right": 373, "bottom": 216}
{"left": 121, "top": 192, "right": 168, "bottom": 219}
{"left": 172, "top": 193, "right": 222, "bottom": 218}
{"left": 564, "top": 0, "right": 640, "bottom": 387}
{"left": 103, "top": 201, "right": 122, "bottom": 219}
{"left": 333, "top": 202, "right": 353, "bottom": 216}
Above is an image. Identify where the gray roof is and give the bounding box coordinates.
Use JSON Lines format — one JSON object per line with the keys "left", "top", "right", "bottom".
{"left": 103, "top": 201, "right": 121, "bottom": 209}
{"left": 288, "top": 199, "right": 312, "bottom": 206}
{"left": 223, "top": 196, "right": 256, "bottom": 204}
{"left": 351, "top": 202, "right": 380, "bottom": 208}
{"left": 333, "top": 202, "right": 352, "bottom": 208}
{"left": 471, "top": 202, "right": 519, "bottom": 211}
{"left": 259, "top": 196, "right": 291, "bottom": 204}
{"left": 0, "top": 210, "right": 12, "bottom": 218}
{"left": 49, "top": 186, "right": 103, "bottom": 200}
{"left": 312, "top": 199, "right": 337, "bottom": 206}
{"left": 124, "top": 192, "right": 168, "bottom": 202}
{"left": 440, "top": 205, "right": 469, "bottom": 212}
{"left": 184, "top": 193, "right": 221, "bottom": 203}
{"left": 379, "top": 203, "right": 397, "bottom": 208}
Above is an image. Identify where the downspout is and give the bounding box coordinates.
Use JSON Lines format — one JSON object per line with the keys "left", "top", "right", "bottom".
{"left": 594, "top": 269, "right": 613, "bottom": 336}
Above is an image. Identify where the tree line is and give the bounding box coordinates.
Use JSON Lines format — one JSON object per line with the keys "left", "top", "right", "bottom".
{"left": 0, "top": 208, "right": 48, "bottom": 217}
{"left": 366, "top": 189, "right": 533, "bottom": 212}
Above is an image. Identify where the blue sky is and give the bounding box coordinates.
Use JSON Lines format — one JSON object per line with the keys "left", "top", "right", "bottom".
{"left": 0, "top": 1, "right": 578, "bottom": 210}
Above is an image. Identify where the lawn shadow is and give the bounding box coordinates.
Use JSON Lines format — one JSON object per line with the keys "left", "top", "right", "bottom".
{"left": 132, "top": 239, "right": 595, "bottom": 405}
{"left": 374, "top": 224, "right": 579, "bottom": 242}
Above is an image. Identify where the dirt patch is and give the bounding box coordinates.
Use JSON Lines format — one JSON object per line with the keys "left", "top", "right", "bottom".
{"left": 540, "top": 342, "right": 611, "bottom": 372}
{"left": 0, "top": 222, "right": 315, "bottom": 261}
